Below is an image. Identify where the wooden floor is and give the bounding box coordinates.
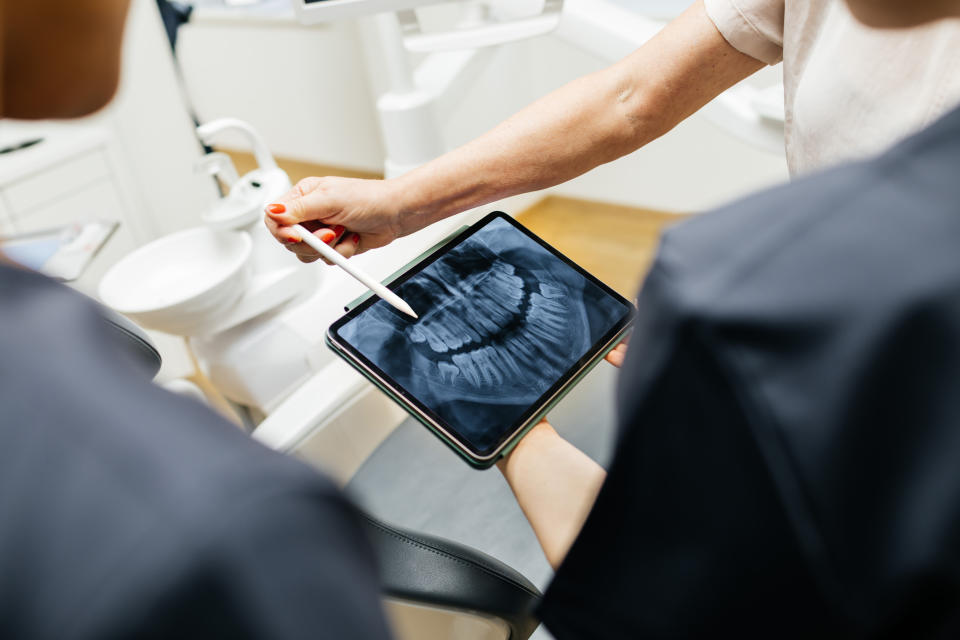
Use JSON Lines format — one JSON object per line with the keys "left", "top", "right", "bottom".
{"left": 516, "top": 196, "right": 686, "bottom": 299}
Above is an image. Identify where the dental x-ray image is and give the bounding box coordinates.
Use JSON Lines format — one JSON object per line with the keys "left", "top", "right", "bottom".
{"left": 333, "top": 214, "right": 632, "bottom": 456}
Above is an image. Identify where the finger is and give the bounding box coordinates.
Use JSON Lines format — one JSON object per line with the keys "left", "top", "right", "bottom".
{"left": 331, "top": 233, "right": 361, "bottom": 260}
{"left": 604, "top": 343, "right": 628, "bottom": 368}
{"left": 284, "top": 242, "right": 321, "bottom": 259}
{"left": 303, "top": 230, "right": 358, "bottom": 265}
{"left": 282, "top": 225, "right": 329, "bottom": 253}
{"left": 306, "top": 227, "right": 338, "bottom": 248}
{"left": 264, "top": 212, "right": 279, "bottom": 234}
{"left": 277, "top": 226, "right": 303, "bottom": 244}
{"left": 264, "top": 211, "right": 289, "bottom": 243}
{"left": 265, "top": 209, "right": 308, "bottom": 246}
{"left": 285, "top": 227, "right": 338, "bottom": 262}
{"left": 264, "top": 177, "right": 331, "bottom": 226}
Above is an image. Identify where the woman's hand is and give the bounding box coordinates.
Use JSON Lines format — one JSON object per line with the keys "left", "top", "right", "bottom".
{"left": 604, "top": 338, "right": 629, "bottom": 368}
{"left": 263, "top": 176, "right": 409, "bottom": 263}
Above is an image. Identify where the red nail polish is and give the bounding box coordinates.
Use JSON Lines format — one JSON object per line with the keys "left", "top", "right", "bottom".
{"left": 267, "top": 203, "right": 286, "bottom": 214}
{"left": 351, "top": 233, "right": 360, "bottom": 243}
{"left": 333, "top": 225, "right": 346, "bottom": 237}
{"left": 321, "top": 231, "right": 336, "bottom": 244}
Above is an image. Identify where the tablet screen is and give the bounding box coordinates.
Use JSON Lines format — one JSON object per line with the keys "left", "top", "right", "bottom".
{"left": 330, "top": 213, "right": 633, "bottom": 457}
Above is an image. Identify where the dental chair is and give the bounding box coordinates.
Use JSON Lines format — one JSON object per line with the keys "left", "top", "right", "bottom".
{"left": 100, "top": 303, "right": 542, "bottom": 640}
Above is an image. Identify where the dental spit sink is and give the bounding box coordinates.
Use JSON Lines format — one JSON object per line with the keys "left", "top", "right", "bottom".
{"left": 99, "top": 227, "right": 252, "bottom": 335}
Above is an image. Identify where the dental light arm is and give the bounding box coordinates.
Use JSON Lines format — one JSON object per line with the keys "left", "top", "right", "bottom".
{"left": 294, "top": 0, "right": 440, "bottom": 22}
{"left": 397, "top": 0, "right": 563, "bottom": 53}
{"left": 293, "top": 0, "right": 563, "bottom": 53}
{"left": 388, "top": 1, "right": 764, "bottom": 226}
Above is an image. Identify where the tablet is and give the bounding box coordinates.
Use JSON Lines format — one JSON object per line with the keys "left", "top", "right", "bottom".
{"left": 326, "top": 212, "right": 635, "bottom": 468}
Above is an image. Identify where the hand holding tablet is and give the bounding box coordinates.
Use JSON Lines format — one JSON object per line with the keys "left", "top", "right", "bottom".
{"left": 326, "top": 212, "right": 635, "bottom": 468}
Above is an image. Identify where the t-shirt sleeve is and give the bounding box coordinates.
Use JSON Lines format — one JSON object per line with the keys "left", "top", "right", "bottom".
{"left": 536, "top": 262, "right": 837, "bottom": 637}
{"left": 703, "top": 0, "right": 785, "bottom": 65}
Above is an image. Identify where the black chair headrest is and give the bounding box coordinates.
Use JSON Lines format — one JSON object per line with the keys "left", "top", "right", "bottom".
{"left": 98, "top": 305, "right": 163, "bottom": 380}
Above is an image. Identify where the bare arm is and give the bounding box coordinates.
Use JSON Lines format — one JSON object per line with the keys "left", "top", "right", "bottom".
{"left": 497, "top": 420, "right": 607, "bottom": 569}
{"left": 499, "top": 346, "right": 633, "bottom": 566}
{"left": 266, "top": 0, "right": 763, "bottom": 260}
{"left": 395, "top": 0, "right": 764, "bottom": 231}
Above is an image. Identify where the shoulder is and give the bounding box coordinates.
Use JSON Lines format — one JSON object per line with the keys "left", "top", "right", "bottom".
{"left": 626, "top": 107, "right": 960, "bottom": 630}
{"left": 0, "top": 268, "right": 386, "bottom": 638}
{"left": 704, "top": 0, "right": 786, "bottom": 64}
{"left": 654, "top": 107, "right": 960, "bottom": 327}
{"left": 74, "top": 479, "right": 389, "bottom": 639}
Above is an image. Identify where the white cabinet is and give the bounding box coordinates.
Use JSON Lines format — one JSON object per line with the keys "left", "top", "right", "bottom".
{"left": 0, "top": 195, "right": 13, "bottom": 235}
{"left": 0, "top": 122, "right": 198, "bottom": 383}
{"left": 0, "top": 122, "right": 137, "bottom": 300}
{"left": 5, "top": 151, "right": 112, "bottom": 213}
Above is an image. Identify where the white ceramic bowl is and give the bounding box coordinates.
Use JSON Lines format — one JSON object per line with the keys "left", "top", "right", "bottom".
{"left": 99, "top": 227, "right": 252, "bottom": 335}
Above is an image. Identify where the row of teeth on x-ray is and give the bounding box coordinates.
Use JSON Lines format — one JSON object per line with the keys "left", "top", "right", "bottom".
{"left": 407, "top": 260, "right": 574, "bottom": 392}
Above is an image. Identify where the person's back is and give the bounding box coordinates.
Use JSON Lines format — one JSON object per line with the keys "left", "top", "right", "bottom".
{"left": 0, "top": 266, "right": 391, "bottom": 639}
{"left": 0, "top": 3, "right": 391, "bottom": 635}
{"left": 539, "top": 101, "right": 960, "bottom": 638}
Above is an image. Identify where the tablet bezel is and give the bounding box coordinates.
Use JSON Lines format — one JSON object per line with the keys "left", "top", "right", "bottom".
{"left": 326, "top": 211, "right": 636, "bottom": 465}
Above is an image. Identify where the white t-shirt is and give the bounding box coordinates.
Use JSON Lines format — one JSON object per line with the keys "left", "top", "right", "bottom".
{"left": 704, "top": 0, "right": 960, "bottom": 175}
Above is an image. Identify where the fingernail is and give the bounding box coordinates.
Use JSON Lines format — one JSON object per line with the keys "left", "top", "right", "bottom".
{"left": 332, "top": 225, "right": 346, "bottom": 237}
{"left": 321, "top": 231, "right": 336, "bottom": 244}
{"left": 351, "top": 233, "right": 360, "bottom": 243}
{"left": 267, "top": 203, "right": 286, "bottom": 214}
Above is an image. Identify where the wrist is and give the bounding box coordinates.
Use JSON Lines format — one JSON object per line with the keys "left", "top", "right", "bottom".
{"left": 386, "top": 171, "right": 438, "bottom": 238}
{"left": 496, "top": 419, "right": 558, "bottom": 474}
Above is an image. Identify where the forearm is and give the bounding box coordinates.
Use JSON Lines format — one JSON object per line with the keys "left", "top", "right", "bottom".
{"left": 393, "top": 71, "right": 636, "bottom": 233}
{"left": 393, "top": 0, "right": 763, "bottom": 234}
{"left": 497, "top": 421, "right": 606, "bottom": 569}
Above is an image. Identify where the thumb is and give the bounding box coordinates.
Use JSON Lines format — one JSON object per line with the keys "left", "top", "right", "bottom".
{"left": 265, "top": 177, "right": 332, "bottom": 226}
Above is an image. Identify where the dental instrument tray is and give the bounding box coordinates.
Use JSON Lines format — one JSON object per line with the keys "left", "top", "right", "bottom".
{"left": 326, "top": 212, "right": 635, "bottom": 469}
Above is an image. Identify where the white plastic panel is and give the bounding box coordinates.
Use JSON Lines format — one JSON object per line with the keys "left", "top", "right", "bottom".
{"left": 255, "top": 363, "right": 407, "bottom": 485}
{"left": 5, "top": 150, "right": 111, "bottom": 213}
{"left": 0, "top": 195, "right": 14, "bottom": 235}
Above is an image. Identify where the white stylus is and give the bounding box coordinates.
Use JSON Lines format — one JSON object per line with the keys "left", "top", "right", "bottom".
{"left": 290, "top": 224, "right": 418, "bottom": 319}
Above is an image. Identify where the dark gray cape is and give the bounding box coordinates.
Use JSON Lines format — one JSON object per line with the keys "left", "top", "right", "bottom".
{"left": 0, "top": 266, "right": 391, "bottom": 639}
{"left": 541, "top": 106, "right": 960, "bottom": 638}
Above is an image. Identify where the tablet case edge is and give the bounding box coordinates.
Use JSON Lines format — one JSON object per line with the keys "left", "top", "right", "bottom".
{"left": 492, "top": 324, "right": 631, "bottom": 460}
{"left": 326, "top": 322, "right": 631, "bottom": 470}
{"left": 330, "top": 212, "right": 634, "bottom": 469}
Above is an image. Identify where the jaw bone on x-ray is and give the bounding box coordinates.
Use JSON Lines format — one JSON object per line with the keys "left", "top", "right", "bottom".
{"left": 336, "top": 217, "right": 629, "bottom": 454}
